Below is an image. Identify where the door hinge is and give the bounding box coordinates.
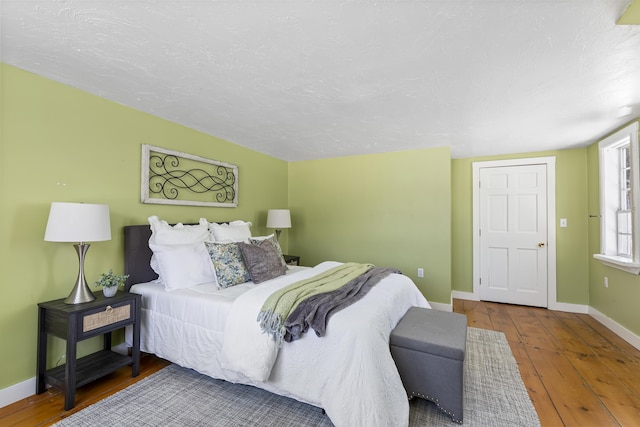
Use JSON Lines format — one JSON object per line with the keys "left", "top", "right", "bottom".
{"left": 479, "top": 277, "right": 482, "bottom": 285}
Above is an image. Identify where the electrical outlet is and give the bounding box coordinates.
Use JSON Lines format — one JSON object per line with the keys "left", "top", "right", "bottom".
{"left": 417, "top": 268, "right": 424, "bottom": 278}
{"left": 604, "top": 277, "right": 608, "bottom": 288}
{"left": 56, "top": 354, "right": 66, "bottom": 367}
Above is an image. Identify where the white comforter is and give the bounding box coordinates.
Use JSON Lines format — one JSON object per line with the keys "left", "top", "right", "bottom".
{"left": 132, "top": 261, "right": 430, "bottom": 427}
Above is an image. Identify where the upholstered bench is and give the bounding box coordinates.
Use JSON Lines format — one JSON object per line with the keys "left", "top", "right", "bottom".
{"left": 390, "top": 307, "right": 468, "bottom": 423}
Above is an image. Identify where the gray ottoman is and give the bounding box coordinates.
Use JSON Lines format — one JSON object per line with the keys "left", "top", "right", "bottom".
{"left": 390, "top": 307, "right": 468, "bottom": 423}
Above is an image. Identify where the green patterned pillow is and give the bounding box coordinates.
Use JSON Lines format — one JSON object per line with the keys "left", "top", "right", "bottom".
{"left": 205, "top": 241, "right": 251, "bottom": 289}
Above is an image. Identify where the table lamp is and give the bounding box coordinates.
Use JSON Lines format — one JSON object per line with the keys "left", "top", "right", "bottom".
{"left": 44, "top": 202, "right": 112, "bottom": 304}
{"left": 266, "top": 209, "right": 291, "bottom": 241}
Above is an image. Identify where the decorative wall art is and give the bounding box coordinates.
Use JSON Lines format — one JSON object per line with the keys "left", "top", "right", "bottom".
{"left": 141, "top": 144, "right": 238, "bottom": 207}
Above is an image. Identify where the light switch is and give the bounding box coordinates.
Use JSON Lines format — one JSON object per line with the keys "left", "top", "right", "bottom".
{"left": 560, "top": 218, "right": 567, "bottom": 227}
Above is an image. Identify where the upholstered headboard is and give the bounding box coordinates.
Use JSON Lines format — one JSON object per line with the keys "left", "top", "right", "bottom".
{"left": 123, "top": 225, "right": 156, "bottom": 291}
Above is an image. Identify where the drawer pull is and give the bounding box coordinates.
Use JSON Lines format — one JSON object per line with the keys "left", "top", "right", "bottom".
{"left": 83, "top": 304, "right": 131, "bottom": 333}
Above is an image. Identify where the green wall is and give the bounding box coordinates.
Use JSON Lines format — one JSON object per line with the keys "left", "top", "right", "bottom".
{"left": 3, "top": 60, "right": 639, "bottom": 399}
{"left": 587, "top": 121, "right": 640, "bottom": 335}
{"left": 288, "top": 147, "right": 452, "bottom": 304}
{"left": 451, "top": 149, "right": 590, "bottom": 305}
{"left": 0, "top": 64, "right": 288, "bottom": 390}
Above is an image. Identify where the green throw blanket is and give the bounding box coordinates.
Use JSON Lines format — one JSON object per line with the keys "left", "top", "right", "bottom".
{"left": 257, "top": 262, "right": 374, "bottom": 344}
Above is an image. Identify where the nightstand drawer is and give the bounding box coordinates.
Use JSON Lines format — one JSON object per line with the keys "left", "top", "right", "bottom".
{"left": 79, "top": 300, "right": 133, "bottom": 338}
{"left": 83, "top": 304, "right": 131, "bottom": 332}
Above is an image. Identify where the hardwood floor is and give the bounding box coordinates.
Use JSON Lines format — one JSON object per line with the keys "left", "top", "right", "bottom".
{"left": 454, "top": 299, "right": 640, "bottom": 427}
{"left": 2, "top": 299, "right": 639, "bottom": 426}
{"left": 0, "top": 353, "right": 170, "bottom": 427}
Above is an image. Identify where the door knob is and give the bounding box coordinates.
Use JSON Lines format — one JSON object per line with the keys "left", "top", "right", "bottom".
{"left": 538, "top": 242, "right": 545, "bottom": 248}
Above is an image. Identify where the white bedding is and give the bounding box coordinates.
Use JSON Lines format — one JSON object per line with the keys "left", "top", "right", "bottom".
{"left": 130, "top": 262, "right": 429, "bottom": 427}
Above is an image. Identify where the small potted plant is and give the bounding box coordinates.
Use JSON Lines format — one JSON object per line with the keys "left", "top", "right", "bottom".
{"left": 95, "top": 269, "right": 129, "bottom": 297}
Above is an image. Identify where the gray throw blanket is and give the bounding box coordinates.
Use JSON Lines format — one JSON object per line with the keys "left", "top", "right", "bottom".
{"left": 283, "top": 267, "right": 401, "bottom": 342}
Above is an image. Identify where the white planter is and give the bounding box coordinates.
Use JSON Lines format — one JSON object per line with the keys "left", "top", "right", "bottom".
{"left": 102, "top": 286, "right": 118, "bottom": 297}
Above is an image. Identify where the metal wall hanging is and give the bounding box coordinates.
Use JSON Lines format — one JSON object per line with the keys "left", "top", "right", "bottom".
{"left": 141, "top": 144, "right": 238, "bottom": 207}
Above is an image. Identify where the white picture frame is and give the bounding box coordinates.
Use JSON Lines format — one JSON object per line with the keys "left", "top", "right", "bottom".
{"left": 141, "top": 144, "right": 238, "bottom": 207}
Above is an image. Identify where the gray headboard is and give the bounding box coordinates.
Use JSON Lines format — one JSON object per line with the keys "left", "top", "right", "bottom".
{"left": 123, "top": 224, "right": 156, "bottom": 291}
{"left": 123, "top": 222, "right": 225, "bottom": 291}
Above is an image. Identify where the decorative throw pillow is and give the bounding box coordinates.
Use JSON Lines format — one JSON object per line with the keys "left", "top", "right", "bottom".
{"left": 238, "top": 241, "right": 287, "bottom": 284}
{"left": 209, "top": 220, "right": 252, "bottom": 242}
{"left": 205, "top": 241, "right": 251, "bottom": 288}
{"left": 249, "top": 234, "right": 288, "bottom": 270}
{"left": 149, "top": 242, "right": 217, "bottom": 291}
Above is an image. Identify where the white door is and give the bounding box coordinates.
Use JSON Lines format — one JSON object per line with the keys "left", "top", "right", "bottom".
{"left": 478, "top": 164, "right": 548, "bottom": 307}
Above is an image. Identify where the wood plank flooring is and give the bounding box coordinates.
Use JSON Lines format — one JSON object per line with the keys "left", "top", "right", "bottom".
{"left": 0, "top": 353, "right": 170, "bottom": 427}
{"left": 2, "top": 299, "right": 639, "bottom": 426}
{"left": 454, "top": 299, "right": 640, "bottom": 427}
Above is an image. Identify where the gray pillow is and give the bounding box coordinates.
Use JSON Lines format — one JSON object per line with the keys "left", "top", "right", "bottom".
{"left": 238, "top": 240, "right": 287, "bottom": 284}
{"left": 249, "top": 234, "right": 288, "bottom": 270}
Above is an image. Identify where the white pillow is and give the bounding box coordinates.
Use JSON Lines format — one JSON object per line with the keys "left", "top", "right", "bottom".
{"left": 209, "top": 220, "right": 252, "bottom": 242}
{"left": 148, "top": 216, "right": 209, "bottom": 245}
{"left": 149, "top": 242, "right": 217, "bottom": 291}
{"left": 148, "top": 216, "right": 210, "bottom": 277}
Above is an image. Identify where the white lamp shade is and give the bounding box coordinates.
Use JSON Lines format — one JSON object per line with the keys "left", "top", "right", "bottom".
{"left": 44, "top": 202, "right": 112, "bottom": 242}
{"left": 266, "top": 209, "right": 291, "bottom": 229}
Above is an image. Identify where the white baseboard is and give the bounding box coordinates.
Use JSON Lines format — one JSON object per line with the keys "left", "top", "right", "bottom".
{"left": 0, "top": 376, "right": 34, "bottom": 409}
{"left": 589, "top": 307, "right": 640, "bottom": 351}
{"left": 548, "top": 301, "right": 589, "bottom": 314}
{"left": 112, "top": 342, "right": 129, "bottom": 355}
{"left": 451, "top": 290, "right": 478, "bottom": 301}
{"left": 429, "top": 301, "right": 452, "bottom": 312}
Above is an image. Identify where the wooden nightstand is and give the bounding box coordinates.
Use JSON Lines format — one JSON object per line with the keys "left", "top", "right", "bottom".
{"left": 36, "top": 291, "right": 141, "bottom": 410}
{"left": 284, "top": 255, "right": 300, "bottom": 266}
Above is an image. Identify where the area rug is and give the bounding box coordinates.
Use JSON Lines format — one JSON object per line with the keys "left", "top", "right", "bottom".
{"left": 53, "top": 328, "right": 540, "bottom": 426}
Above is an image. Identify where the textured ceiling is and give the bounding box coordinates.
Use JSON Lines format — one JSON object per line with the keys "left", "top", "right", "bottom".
{"left": 2, "top": 0, "right": 640, "bottom": 161}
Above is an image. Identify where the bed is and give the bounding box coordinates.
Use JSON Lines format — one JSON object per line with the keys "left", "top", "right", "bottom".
{"left": 123, "top": 222, "right": 430, "bottom": 427}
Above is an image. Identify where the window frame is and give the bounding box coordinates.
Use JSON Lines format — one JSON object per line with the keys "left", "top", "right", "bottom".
{"left": 594, "top": 121, "right": 640, "bottom": 274}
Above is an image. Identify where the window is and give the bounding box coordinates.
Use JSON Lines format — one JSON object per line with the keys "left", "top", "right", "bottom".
{"left": 617, "top": 145, "right": 632, "bottom": 257}
{"left": 594, "top": 121, "right": 640, "bottom": 273}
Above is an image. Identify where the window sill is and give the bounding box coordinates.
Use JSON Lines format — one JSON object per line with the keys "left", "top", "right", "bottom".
{"left": 593, "top": 254, "right": 640, "bottom": 274}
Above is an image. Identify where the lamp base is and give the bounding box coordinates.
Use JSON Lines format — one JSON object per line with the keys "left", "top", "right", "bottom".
{"left": 64, "top": 280, "right": 96, "bottom": 304}
{"left": 64, "top": 243, "right": 96, "bottom": 304}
